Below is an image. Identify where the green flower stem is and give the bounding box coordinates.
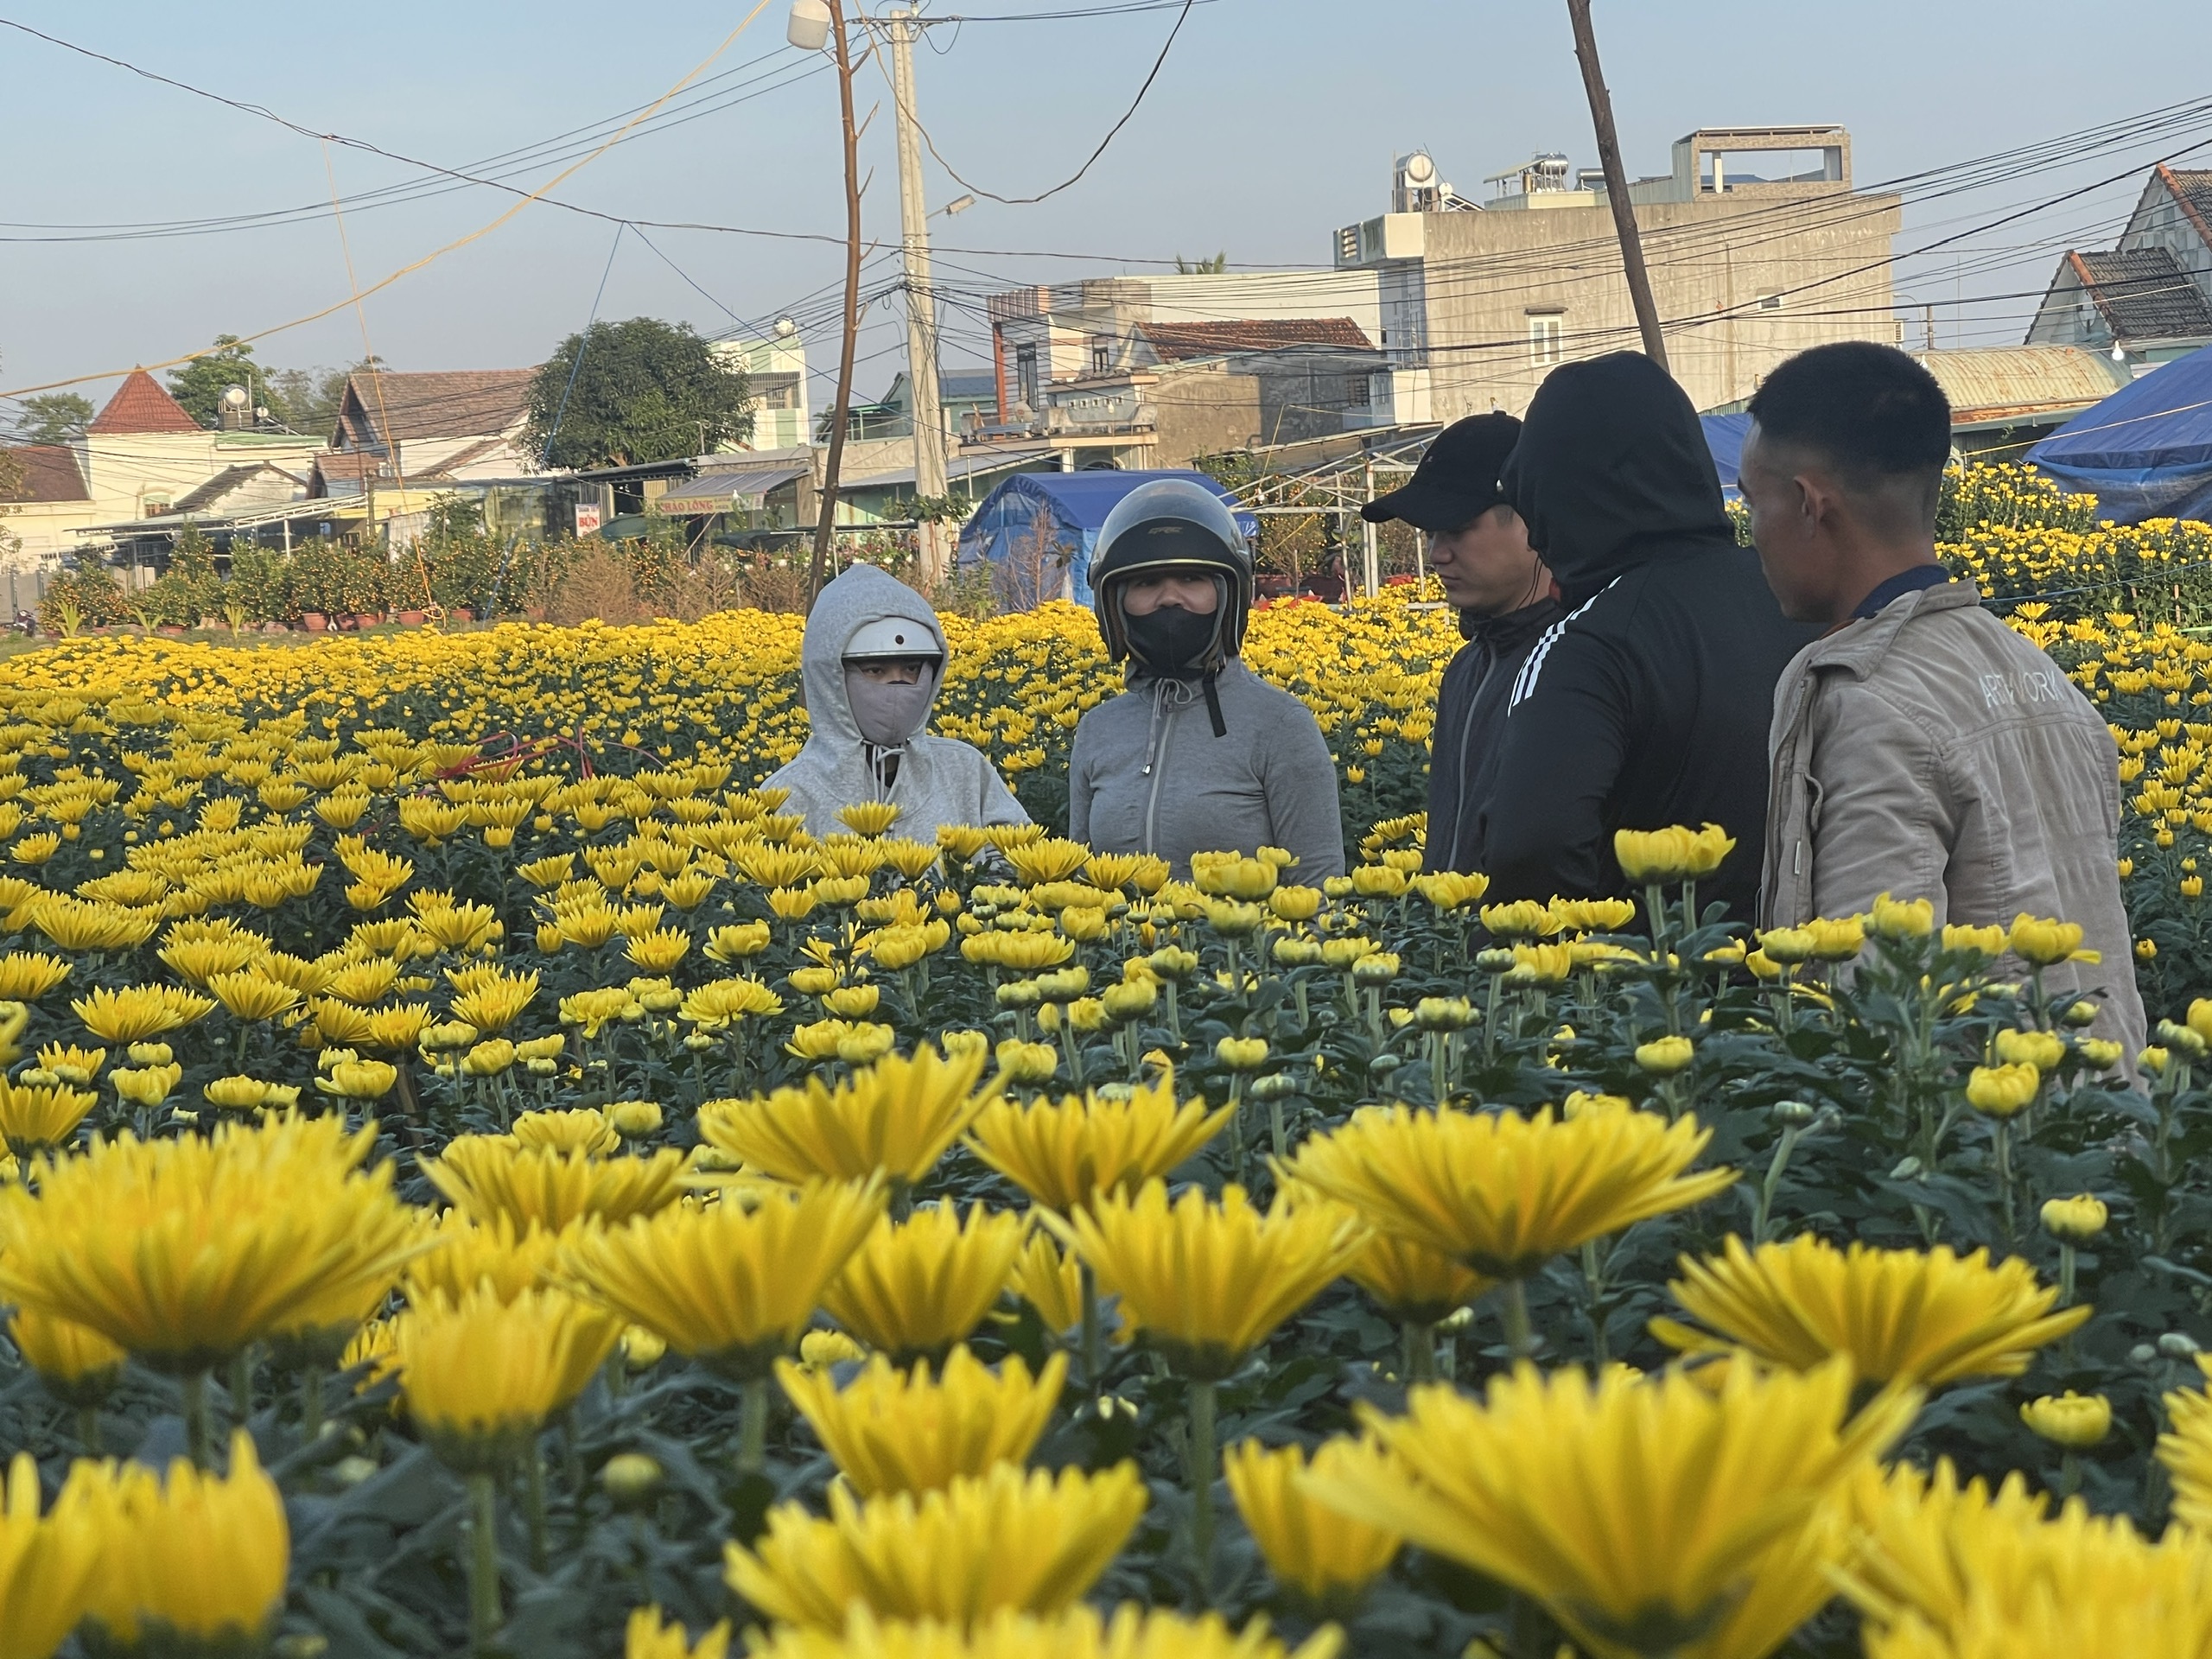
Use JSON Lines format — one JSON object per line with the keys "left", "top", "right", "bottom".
{"left": 1186, "top": 1376, "right": 1218, "bottom": 1599}
{"left": 229, "top": 1347, "right": 252, "bottom": 1430}
{"left": 1754, "top": 1126, "right": 1804, "bottom": 1244}
{"left": 182, "top": 1370, "right": 213, "bottom": 1469}
{"left": 78, "top": 1404, "right": 101, "bottom": 1456}
{"left": 738, "top": 1375, "right": 772, "bottom": 1477}
{"left": 467, "top": 1470, "right": 502, "bottom": 1656}
{"left": 1080, "top": 1262, "right": 1103, "bottom": 1389}
{"left": 2059, "top": 1451, "right": 2083, "bottom": 1499}
{"left": 1165, "top": 979, "right": 1182, "bottom": 1046}
{"left": 1581, "top": 1239, "right": 1610, "bottom": 1366}
{"left": 1993, "top": 1118, "right": 2017, "bottom": 1236}
{"left": 1227, "top": 1077, "right": 1249, "bottom": 1188}
{"left": 1427, "top": 1032, "right": 1448, "bottom": 1108}
{"left": 302, "top": 1368, "right": 325, "bottom": 1442}
{"left": 2059, "top": 1241, "right": 2079, "bottom": 1306}
{"left": 1293, "top": 977, "right": 1310, "bottom": 1030}
{"left": 1402, "top": 1321, "right": 1437, "bottom": 1383}
{"left": 524, "top": 1445, "right": 550, "bottom": 1573}
{"left": 1497, "top": 1279, "right": 1535, "bottom": 1360}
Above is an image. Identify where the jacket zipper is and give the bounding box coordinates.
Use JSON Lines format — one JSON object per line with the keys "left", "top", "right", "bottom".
{"left": 1142, "top": 705, "right": 1176, "bottom": 856}
{"left": 1448, "top": 647, "right": 1500, "bottom": 868}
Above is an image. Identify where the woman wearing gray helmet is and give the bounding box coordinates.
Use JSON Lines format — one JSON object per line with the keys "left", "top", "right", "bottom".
{"left": 1068, "top": 478, "right": 1344, "bottom": 880}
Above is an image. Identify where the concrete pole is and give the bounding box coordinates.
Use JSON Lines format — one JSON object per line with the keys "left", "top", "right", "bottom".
{"left": 1565, "top": 0, "right": 1669, "bottom": 372}
{"left": 889, "top": 9, "right": 950, "bottom": 588}
{"left": 1360, "top": 461, "right": 1380, "bottom": 598}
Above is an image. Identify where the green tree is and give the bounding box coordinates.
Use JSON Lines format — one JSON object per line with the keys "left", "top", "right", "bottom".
{"left": 1174, "top": 251, "right": 1230, "bottom": 274}
{"left": 265, "top": 365, "right": 359, "bottom": 438}
{"left": 167, "top": 335, "right": 289, "bottom": 429}
{"left": 11, "top": 392, "right": 94, "bottom": 445}
{"left": 523, "top": 318, "right": 751, "bottom": 469}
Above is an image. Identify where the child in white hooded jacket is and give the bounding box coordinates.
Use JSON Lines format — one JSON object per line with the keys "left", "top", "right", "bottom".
{"left": 764, "top": 563, "right": 1030, "bottom": 839}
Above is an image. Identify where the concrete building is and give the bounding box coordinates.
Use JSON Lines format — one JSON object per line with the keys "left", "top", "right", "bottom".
{"left": 980, "top": 274, "right": 1391, "bottom": 467}
{"left": 1, "top": 369, "right": 322, "bottom": 570}
{"left": 1334, "top": 127, "right": 1903, "bottom": 420}
{"left": 2027, "top": 166, "right": 2212, "bottom": 369}
{"left": 712, "top": 336, "right": 811, "bottom": 452}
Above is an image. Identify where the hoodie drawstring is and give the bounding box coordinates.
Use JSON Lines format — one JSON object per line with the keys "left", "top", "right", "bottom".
{"left": 1141, "top": 677, "right": 1201, "bottom": 776}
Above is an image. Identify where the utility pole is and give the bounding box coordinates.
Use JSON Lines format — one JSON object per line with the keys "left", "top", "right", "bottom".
{"left": 888, "top": 7, "right": 950, "bottom": 589}
{"left": 1565, "top": 0, "right": 1669, "bottom": 371}
{"left": 805, "top": 0, "right": 867, "bottom": 612}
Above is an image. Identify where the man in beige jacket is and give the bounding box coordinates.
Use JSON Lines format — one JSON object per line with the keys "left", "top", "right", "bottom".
{"left": 1742, "top": 341, "right": 2145, "bottom": 1055}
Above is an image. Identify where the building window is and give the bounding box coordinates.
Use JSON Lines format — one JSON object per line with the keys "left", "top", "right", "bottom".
{"left": 1528, "top": 312, "right": 1564, "bottom": 367}
{"left": 1014, "top": 343, "right": 1039, "bottom": 409}
{"left": 1090, "top": 336, "right": 1114, "bottom": 376}
{"left": 1758, "top": 292, "right": 1783, "bottom": 311}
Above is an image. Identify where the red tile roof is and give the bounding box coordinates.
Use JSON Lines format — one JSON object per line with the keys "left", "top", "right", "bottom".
{"left": 0, "top": 443, "right": 91, "bottom": 503}
{"left": 87, "top": 368, "right": 204, "bottom": 435}
{"left": 1136, "top": 318, "right": 1376, "bottom": 362}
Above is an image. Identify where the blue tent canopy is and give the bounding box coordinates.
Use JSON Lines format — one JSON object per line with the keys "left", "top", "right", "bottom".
{"left": 2027, "top": 344, "right": 2212, "bottom": 524}
{"left": 1701, "top": 411, "right": 1751, "bottom": 499}
{"left": 956, "top": 469, "right": 1257, "bottom": 607}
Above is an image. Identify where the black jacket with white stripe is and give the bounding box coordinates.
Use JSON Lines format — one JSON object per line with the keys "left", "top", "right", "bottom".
{"left": 1425, "top": 594, "right": 1564, "bottom": 874}
{"left": 1476, "top": 353, "right": 1812, "bottom": 921}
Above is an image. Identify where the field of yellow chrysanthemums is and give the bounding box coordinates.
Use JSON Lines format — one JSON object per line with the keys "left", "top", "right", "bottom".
{"left": 5, "top": 468, "right": 2212, "bottom": 1659}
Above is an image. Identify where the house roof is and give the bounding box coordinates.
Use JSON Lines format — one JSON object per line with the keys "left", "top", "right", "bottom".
{"left": 341, "top": 369, "right": 535, "bottom": 446}
{"left": 2159, "top": 165, "right": 2212, "bottom": 249}
{"left": 0, "top": 444, "right": 91, "bottom": 502}
{"left": 2069, "top": 248, "right": 2212, "bottom": 342}
{"left": 87, "top": 368, "right": 203, "bottom": 435}
{"left": 171, "top": 462, "right": 305, "bottom": 515}
{"left": 1908, "top": 346, "right": 2128, "bottom": 428}
{"left": 1136, "top": 318, "right": 1376, "bottom": 362}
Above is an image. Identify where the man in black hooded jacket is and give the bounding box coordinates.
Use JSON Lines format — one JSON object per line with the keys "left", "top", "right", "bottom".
{"left": 1476, "top": 353, "right": 1812, "bottom": 920}
{"left": 1362, "top": 413, "right": 1562, "bottom": 873}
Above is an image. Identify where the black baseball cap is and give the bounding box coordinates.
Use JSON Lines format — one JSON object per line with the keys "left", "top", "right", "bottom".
{"left": 1361, "top": 412, "right": 1522, "bottom": 531}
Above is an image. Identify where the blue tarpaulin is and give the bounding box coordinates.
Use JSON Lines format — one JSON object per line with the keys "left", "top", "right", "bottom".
{"left": 956, "top": 469, "right": 1257, "bottom": 607}
{"left": 1701, "top": 411, "right": 1751, "bottom": 499}
{"left": 2027, "top": 344, "right": 2212, "bottom": 524}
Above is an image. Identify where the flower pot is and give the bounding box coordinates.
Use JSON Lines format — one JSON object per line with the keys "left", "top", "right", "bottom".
{"left": 452, "top": 607, "right": 474, "bottom": 623}
{"left": 346, "top": 613, "right": 383, "bottom": 630}
{"left": 156, "top": 625, "right": 187, "bottom": 637}
{"left": 301, "top": 613, "right": 328, "bottom": 632}
{"left": 397, "top": 610, "right": 427, "bottom": 626}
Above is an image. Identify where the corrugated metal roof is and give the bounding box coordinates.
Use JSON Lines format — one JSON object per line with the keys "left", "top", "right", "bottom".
{"left": 658, "top": 461, "right": 811, "bottom": 512}
{"left": 1908, "top": 346, "right": 2128, "bottom": 424}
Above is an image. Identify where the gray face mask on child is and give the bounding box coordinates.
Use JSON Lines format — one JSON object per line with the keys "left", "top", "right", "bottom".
{"left": 843, "top": 669, "right": 937, "bottom": 747}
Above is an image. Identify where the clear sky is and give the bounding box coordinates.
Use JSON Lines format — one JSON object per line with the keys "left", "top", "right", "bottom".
{"left": 3, "top": 0, "right": 2209, "bottom": 419}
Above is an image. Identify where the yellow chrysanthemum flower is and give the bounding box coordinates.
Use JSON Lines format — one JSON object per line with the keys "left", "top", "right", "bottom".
{"left": 390, "top": 1285, "right": 620, "bottom": 1472}
{"left": 70, "top": 982, "right": 215, "bottom": 1045}
{"left": 1226, "top": 1437, "right": 1401, "bottom": 1606}
{"left": 723, "top": 1460, "right": 1146, "bottom": 1630}
{"left": 559, "top": 1178, "right": 885, "bottom": 1379}
{"left": 741, "top": 1605, "right": 1341, "bottom": 1659}
{"left": 66, "top": 1431, "right": 289, "bottom": 1649}
{"left": 0, "top": 1074, "right": 98, "bottom": 1157}
{"left": 0, "top": 1116, "right": 422, "bottom": 1371}
{"left": 0, "top": 1446, "right": 102, "bottom": 1659}
{"left": 697, "top": 1043, "right": 996, "bottom": 1188}
{"left": 424, "top": 1136, "right": 689, "bottom": 1232}
{"left": 1308, "top": 1357, "right": 1917, "bottom": 1659}
{"left": 1281, "top": 1100, "right": 1736, "bottom": 1279}
{"left": 1655, "top": 1235, "right": 2088, "bottom": 1388}
{"left": 1046, "top": 1182, "right": 1367, "bottom": 1380}
{"left": 625, "top": 1605, "right": 731, "bottom": 1659}
{"left": 820, "top": 1204, "right": 1028, "bottom": 1366}
{"left": 965, "top": 1073, "right": 1232, "bottom": 1213}
{"left": 777, "top": 1346, "right": 1068, "bottom": 1497}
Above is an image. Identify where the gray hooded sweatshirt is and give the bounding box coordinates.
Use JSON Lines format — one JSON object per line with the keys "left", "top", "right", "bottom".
{"left": 764, "top": 563, "right": 1029, "bottom": 839}
{"left": 1068, "top": 660, "right": 1344, "bottom": 881}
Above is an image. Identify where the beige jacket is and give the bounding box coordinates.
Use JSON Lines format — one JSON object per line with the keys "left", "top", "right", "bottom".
{"left": 1761, "top": 579, "right": 2145, "bottom": 1057}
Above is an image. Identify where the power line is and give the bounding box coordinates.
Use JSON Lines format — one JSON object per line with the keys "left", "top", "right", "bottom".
{"left": 868, "top": 0, "right": 1193, "bottom": 206}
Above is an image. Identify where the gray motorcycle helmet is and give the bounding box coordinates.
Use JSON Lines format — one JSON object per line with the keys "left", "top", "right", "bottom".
{"left": 1089, "top": 479, "right": 1255, "bottom": 669}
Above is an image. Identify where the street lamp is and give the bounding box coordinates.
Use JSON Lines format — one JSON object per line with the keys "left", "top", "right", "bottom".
{"left": 786, "top": 0, "right": 830, "bottom": 50}
{"left": 940, "top": 194, "right": 976, "bottom": 218}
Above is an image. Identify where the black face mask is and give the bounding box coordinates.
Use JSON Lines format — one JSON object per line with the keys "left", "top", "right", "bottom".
{"left": 1122, "top": 603, "right": 1219, "bottom": 676}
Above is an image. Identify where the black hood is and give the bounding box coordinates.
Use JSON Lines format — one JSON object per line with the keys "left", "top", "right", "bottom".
{"left": 1501, "top": 353, "right": 1732, "bottom": 604}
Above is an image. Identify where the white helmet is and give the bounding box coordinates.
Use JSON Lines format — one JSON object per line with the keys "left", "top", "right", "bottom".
{"left": 843, "top": 618, "right": 942, "bottom": 661}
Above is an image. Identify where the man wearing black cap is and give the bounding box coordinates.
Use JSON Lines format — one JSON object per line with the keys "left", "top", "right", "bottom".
{"left": 1364, "top": 413, "right": 1560, "bottom": 874}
